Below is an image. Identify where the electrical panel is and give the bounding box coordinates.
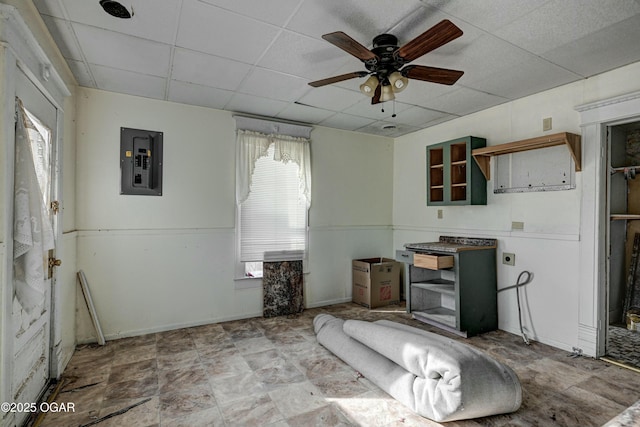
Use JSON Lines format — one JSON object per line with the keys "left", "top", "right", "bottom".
{"left": 120, "top": 127, "right": 163, "bottom": 196}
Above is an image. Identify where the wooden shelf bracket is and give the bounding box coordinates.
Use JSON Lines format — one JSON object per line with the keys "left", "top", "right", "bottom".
{"left": 471, "top": 132, "right": 581, "bottom": 180}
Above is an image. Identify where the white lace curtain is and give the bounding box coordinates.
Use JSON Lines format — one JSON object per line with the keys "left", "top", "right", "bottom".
{"left": 235, "top": 129, "right": 311, "bottom": 207}
{"left": 13, "top": 97, "right": 55, "bottom": 313}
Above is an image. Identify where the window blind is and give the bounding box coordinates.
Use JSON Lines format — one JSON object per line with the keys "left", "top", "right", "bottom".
{"left": 239, "top": 144, "right": 308, "bottom": 262}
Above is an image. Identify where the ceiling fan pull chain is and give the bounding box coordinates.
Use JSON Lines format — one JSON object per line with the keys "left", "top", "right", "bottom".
{"left": 392, "top": 100, "right": 397, "bottom": 118}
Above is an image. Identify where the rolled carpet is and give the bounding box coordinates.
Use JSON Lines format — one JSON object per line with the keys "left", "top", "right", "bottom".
{"left": 314, "top": 314, "right": 521, "bottom": 422}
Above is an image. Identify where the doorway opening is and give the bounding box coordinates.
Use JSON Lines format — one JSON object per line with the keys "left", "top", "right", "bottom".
{"left": 604, "top": 121, "right": 640, "bottom": 371}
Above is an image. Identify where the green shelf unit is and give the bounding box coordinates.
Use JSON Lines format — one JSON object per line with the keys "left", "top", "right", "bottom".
{"left": 427, "top": 136, "right": 487, "bottom": 205}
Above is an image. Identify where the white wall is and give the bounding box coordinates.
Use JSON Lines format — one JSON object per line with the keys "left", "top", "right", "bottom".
{"left": 393, "top": 61, "right": 640, "bottom": 352}
{"left": 75, "top": 88, "right": 394, "bottom": 341}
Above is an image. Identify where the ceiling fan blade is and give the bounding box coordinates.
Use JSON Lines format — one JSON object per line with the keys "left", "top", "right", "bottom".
{"left": 308, "top": 71, "right": 369, "bottom": 87}
{"left": 397, "top": 19, "right": 463, "bottom": 63}
{"left": 371, "top": 83, "right": 382, "bottom": 104}
{"left": 322, "top": 31, "right": 378, "bottom": 61}
{"left": 404, "top": 65, "right": 464, "bottom": 85}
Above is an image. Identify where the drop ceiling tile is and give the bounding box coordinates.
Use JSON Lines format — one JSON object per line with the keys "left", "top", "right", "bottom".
{"left": 90, "top": 65, "right": 167, "bottom": 99}
{"left": 57, "top": 0, "right": 182, "bottom": 44}
{"left": 176, "top": 0, "right": 280, "bottom": 64}
{"left": 355, "top": 120, "right": 420, "bottom": 137}
{"left": 465, "top": 55, "right": 581, "bottom": 100}
{"left": 422, "top": 0, "right": 549, "bottom": 32}
{"left": 342, "top": 97, "right": 412, "bottom": 120}
{"left": 299, "top": 85, "right": 362, "bottom": 111}
{"left": 258, "top": 30, "right": 352, "bottom": 80}
{"left": 319, "top": 113, "right": 375, "bottom": 131}
{"left": 73, "top": 23, "right": 171, "bottom": 77}
{"left": 391, "top": 82, "right": 456, "bottom": 108}
{"left": 385, "top": 5, "right": 480, "bottom": 52}
{"left": 494, "top": 0, "right": 640, "bottom": 55}
{"left": 391, "top": 105, "right": 450, "bottom": 127}
{"left": 423, "top": 114, "right": 458, "bottom": 128}
{"left": 225, "top": 93, "right": 289, "bottom": 117}
{"left": 168, "top": 80, "right": 234, "bottom": 109}
{"left": 434, "top": 34, "right": 538, "bottom": 89}
{"left": 198, "top": 0, "right": 303, "bottom": 26}
{"left": 40, "top": 15, "right": 84, "bottom": 61}
{"left": 66, "top": 59, "right": 95, "bottom": 87}
{"left": 171, "top": 49, "right": 252, "bottom": 91}
{"left": 238, "top": 68, "right": 310, "bottom": 102}
{"left": 542, "top": 14, "right": 640, "bottom": 77}
{"left": 276, "top": 103, "right": 334, "bottom": 124}
{"left": 286, "top": 0, "right": 423, "bottom": 41}
{"left": 421, "top": 87, "right": 508, "bottom": 116}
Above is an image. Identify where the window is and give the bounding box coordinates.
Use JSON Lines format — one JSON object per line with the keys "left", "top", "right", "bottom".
{"left": 235, "top": 124, "right": 311, "bottom": 279}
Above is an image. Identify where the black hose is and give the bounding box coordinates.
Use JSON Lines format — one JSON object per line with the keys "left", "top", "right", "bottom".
{"left": 498, "top": 271, "right": 533, "bottom": 345}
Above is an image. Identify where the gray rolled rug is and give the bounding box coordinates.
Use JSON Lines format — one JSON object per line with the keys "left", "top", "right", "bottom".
{"left": 313, "top": 313, "right": 521, "bottom": 422}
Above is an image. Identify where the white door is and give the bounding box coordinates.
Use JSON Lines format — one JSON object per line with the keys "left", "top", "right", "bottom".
{"left": 11, "top": 69, "right": 58, "bottom": 426}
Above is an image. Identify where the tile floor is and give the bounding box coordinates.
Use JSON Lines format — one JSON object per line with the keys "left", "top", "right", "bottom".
{"left": 39, "top": 303, "right": 640, "bottom": 427}
{"left": 606, "top": 325, "right": 640, "bottom": 370}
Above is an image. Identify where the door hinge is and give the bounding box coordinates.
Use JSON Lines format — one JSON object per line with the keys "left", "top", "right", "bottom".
{"left": 48, "top": 257, "right": 61, "bottom": 278}
{"left": 50, "top": 200, "right": 60, "bottom": 214}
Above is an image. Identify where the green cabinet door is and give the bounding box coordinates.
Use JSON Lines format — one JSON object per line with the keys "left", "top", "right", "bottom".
{"left": 427, "top": 136, "right": 487, "bottom": 205}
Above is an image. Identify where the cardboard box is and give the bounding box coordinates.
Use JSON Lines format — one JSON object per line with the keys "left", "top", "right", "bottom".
{"left": 352, "top": 258, "right": 400, "bottom": 308}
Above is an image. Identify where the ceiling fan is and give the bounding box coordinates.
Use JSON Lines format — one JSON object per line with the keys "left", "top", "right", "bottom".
{"left": 308, "top": 19, "right": 464, "bottom": 104}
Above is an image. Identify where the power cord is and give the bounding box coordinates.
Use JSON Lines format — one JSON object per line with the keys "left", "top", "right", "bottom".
{"left": 498, "top": 271, "right": 533, "bottom": 345}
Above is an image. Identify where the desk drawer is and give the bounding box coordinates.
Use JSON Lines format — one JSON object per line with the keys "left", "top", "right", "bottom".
{"left": 395, "top": 250, "right": 414, "bottom": 264}
{"left": 414, "top": 253, "right": 454, "bottom": 270}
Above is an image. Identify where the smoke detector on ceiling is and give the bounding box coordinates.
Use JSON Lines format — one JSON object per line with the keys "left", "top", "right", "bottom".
{"left": 99, "top": 0, "right": 134, "bottom": 19}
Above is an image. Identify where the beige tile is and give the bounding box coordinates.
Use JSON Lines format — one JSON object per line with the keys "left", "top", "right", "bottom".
{"left": 108, "top": 358, "right": 157, "bottom": 384}
{"left": 162, "top": 406, "right": 225, "bottom": 427}
{"left": 97, "top": 396, "right": 160, "bottom": 427}
{"left": 209, "top": 372, "right": 269, "bottom": 404}
{"left": 51, "top": 303, "right": 640, "bottom": 427}
{"left": 219, "top": 393, "right": 283, "bottom": 426}
{"left": 103, "top": 376, "right": 158, "bottom": 403}
{"left": 294, "top": 355, "right": 353, "bottom": 380}
{"left": 158, "top": 365, "right": 210, "bottom": 395}
{"left": 203, "top": 353, "right": 252, "bottom": 379}
{"left": 112, "top": 343, "right": 157, "bottom": 366}
{"left": 544, "top": 385, "right": 627, "bottom": 427}
{"left": 268, "top": 381, "right": 326, "bottom": 419}
{"left": 157, "top": 349, "right": 200, "bottom": 370}
{"left": 159, "top": 384, "right": 217, "bottom": 419}
{"left": 310, "top": 374, "right": 370, "bottom": 399}
{"left": 234, "top": 336, "right": 276, "bottom": 354}
{"left": 157, "top": 338, "right": 196, "bottom": 355}
{"left": 329, "top": 389, "right": 410, "bottom": 427}
{"left": 285, "top": 404, "right": 353, "bottom": 426}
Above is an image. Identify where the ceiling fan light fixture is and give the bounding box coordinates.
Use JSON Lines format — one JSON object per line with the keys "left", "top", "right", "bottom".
{"left": 359, "top": 75, "right": 379, "bottom": 97}
{"left": 380, "top": 84, "right": 395, "bottom": 102}
{"left": 389, "top": 71, "right": 408, "bottom": 92}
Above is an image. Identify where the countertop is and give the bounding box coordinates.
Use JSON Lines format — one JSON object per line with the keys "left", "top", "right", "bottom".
{"left": 404, "top": 236, "right": 497, "bottom": 253}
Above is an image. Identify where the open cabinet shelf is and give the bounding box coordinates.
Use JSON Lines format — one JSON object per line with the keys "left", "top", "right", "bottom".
{"left": 427, "top": 136, "right": 487, "bottom": 205}
{"left": 471, "top": 132, "right": 581, "bottom": 180}
{"left": 611, "top": 214, "right": 640, "bottom": 220}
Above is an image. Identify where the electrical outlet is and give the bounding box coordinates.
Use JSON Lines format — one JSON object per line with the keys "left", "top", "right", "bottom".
{"left": 512, "top": 221, "right": 524, "bottom": 230}
{"left": 503, "top": 252, "right": 515, "bottom": 266}
{"left": 437, "top": 209, "right": 443, "bottom": 219}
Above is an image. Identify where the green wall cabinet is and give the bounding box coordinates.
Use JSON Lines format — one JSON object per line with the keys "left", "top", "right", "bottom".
{"left": 427, "top": 136, "right": 487, "bottom": 205}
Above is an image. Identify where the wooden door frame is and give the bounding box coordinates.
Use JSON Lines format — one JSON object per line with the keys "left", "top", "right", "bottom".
{"left": 576, "top": 91, "right": 640, "bottom": 357}
{"left": 0, "top": 5, "right": 70, "bottom": 419}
